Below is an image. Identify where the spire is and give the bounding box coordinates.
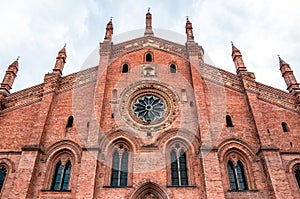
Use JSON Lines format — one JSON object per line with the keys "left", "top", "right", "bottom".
{"left": 104, "top": 18, "right": 113, "bottom": 41}
{"left": 231, "top": 42, "right": 247, "bottom": 74}
{"left": 144, "top": 8, "right": 153, "bottom": 36}
{"left": 0, "top": 57, "right": 19, "bottom": 94}
{"left": 53, "top": 44, "right": 67, "bottom": 74}
{"left": 278, "top": 55, "right": 300, "bottom": 94}
{"left": 185, "top": 17, "right": 194, "bottom": 41}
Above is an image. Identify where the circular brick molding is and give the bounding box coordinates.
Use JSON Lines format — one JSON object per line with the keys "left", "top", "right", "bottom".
{"left": 120, "top": 80, "right": 179, "bottom": 132}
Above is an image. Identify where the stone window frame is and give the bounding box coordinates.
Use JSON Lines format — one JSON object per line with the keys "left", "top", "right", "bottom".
{"left": 165, "top": 138, "right": 194, "bottom": 187}
{"left": 44, "top": 149, "right": 75, "bottom": 192}
{"left": 286, "top": 159, "right": 300, "bottom": 193}
{"left": 104, "top": 138, "right": 134, "bottom": 187}
{"left": 0, "top": 158, "right": 15, "bottom": 196}
{"left": 223, "top": 150, "right": 253, "bottom": 191}
{"left": 293, "top": 164, "right": 300, "bottom": 189}
{"left": 0, "top": 164, "right": 8, "bottom": 193}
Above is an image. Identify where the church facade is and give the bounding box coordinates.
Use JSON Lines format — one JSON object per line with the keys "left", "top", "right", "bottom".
{"left": 0, "top": 11, "right": 300, "bottom": 199}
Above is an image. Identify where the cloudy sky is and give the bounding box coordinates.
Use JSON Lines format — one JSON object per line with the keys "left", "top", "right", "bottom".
{"left": 0, "top": 0, "right": 300, "bottom": 92}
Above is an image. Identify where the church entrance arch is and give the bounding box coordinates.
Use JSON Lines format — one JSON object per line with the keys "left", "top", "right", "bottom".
{"left": 130, "top": 182, "right": 169, "bottom": 199}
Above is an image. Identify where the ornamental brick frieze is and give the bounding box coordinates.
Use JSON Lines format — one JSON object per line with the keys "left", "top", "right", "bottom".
{"left": 0, "top": 84, "right": 44, "bottom": 113}
{"left": 110, "top": 36, "right": 187, "bottom": 59}
{"left": 0, "top": 67, "right": 98, "bottom": 113}
{"left": 201, "top": 63, "right": 243, "bottom": 92}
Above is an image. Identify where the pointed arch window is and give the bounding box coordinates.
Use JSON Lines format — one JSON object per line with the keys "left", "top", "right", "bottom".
{"left": 0, "top": 167, "right": 7, "bottom": 192}
{"left": 170, "top": 148, "right": 188, "bottom": 186}
{"left": 51, "top": 160, "right": 72, "bottom": 191}
{"left": 170, "top": 64, "right": 176, "bottom": 73}
{"left": 122, "top": 64, "right": 129, "bottom": 73}
{"left": 66, "top": 116, "right": 74, "bottom": 128}
{"left": 227, "top": 160, "right": 248, "bottom": 190}
{"left": 282, "top": 122, "right": 290, "bottom": 132}
{"left": 226, "top": 115, "right": 234, "bottom": 127}
{"left": 294, "top": 166, "right": 300, "bottom": 188}
{"left": 111, "top": 147, "right": 129, "bottom": 187}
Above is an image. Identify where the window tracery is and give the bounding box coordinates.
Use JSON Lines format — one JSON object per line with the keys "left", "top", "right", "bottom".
{"left": 51, "top": 160, "right": 72, "bottom": 191}
{"left": 111, "top": 144, "right": 129, "bottom": 187}
{"left": 226, "top": 153, "right": 248, "bottom": 191}
{"left": 169, "top": 143, "right": 188, "bottom": 186}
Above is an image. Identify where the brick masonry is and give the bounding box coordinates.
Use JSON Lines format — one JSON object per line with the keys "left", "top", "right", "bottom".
{"left": 0, "top": 15, "right": 300, "bottom": 199}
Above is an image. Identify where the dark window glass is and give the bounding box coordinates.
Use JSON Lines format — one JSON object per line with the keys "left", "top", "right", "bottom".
{"left": 51, "top": 160, "right": 72, "bottom": 191}
{"left": 66, "top": 116, "right": 74, "bottom": 128}
{"left": 282, "top": 122, "right": 289, "bottom": 132}
{"left": 228, "top": 160, "right": 248, "bottom": 191}
{"left": 110, "top": 149, "right": 129, "bottom": 187}
{"left": 170, "top": 64, "right": 176, "bottom": 73}
{"left": 226, "top": 115, "right": 234, "bottom": 127}
{"left": 171, "top": 150, "right": 179, "bottom": 186}
{"left": 0, "top": 167, "right": 7, "bottom": 192}
{"left": 227, "top": 161, "right": 237, "bottom": 190}
{"left": 51, "top": 161, "right": 63, "bottom": 190}
{"left": 179, "top": 150, "right": 188, "bottom": 186}
{"left": 62, "top": 161, "right": 71, "bottom": 190}
{"left": 236, "top": 161, "right": 248, "bottom": 190}
{"left": 295, "top": 167, "right": 300, "bottom": 188}
{"left": 120, "top": 151, "right": 128, "bottom": 186}
{"left": 122, "top": 64, "right": 129, "bottom": 73}
{"left": 146, "top": 53, "right": 152, "bottom": 62}
{"left": 111, "top": 150, "right": 119, "bottom": 186}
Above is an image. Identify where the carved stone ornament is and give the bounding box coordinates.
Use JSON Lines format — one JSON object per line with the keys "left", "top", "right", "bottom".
{"left": 119, "top": 80, "right": 179, "bottom": 132}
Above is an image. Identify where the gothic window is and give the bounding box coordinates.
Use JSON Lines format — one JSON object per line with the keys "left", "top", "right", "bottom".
{"left": 51, "top": 160, "right": 72, "bottom": 191}
{"left": 146, "top": 53, "right": 153, "bottom": 62}
{"left": 122, "top": 64, "right": 129, "bottom": 73}
{"left": 0, "top": 166, "right": 7, "bottom": 192}
{"left": 170, "top": 144, "right": 188, "bottom": 186}
{"left": 226, "top": 115, "right": 234, "bottom": 127}
{"left": 111, "top": 145, "right": 129, "bottom": 187}
{"left": 170, "top": 64, "right": 176, "bottom": 73}
{"left": 66, "top": 116, "right": 74, "bottom": 128}
{"left": 227, "top": 160, "right": 248, "bottom": 190}
{"left": 133, "top": 95, "right": 166, "bottom": 122}
{"left": 294, "top": 165, "right": 300, "bottom": 188}
{"left": 282, "top": 122, "right": 289, "bottom": 132}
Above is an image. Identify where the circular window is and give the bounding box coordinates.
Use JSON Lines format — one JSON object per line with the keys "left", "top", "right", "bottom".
{"left": 119, "top": 81, "right": 179, "bottom": 131}
{"left": 133, "top": 95, "right": 166, "bottom": 122}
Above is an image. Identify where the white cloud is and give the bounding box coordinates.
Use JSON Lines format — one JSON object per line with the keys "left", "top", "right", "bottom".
{"left": 0, "top": 0, "right": 299, "bottom": 93}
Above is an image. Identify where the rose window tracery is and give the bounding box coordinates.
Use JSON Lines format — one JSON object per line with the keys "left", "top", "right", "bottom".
{"left": 119, "top": 81, "right": 179, "bottom": 131}
{"left": 133, "top": 95, "right": 165, "bottom": 122}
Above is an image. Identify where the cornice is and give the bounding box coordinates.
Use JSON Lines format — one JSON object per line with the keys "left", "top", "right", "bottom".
{"left": 110, "top": 36, "right": 188, "bottom": 59}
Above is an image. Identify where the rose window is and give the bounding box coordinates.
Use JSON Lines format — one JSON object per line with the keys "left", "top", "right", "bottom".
{"left": 133, "top": 95, "right": 166, "bottom": 122}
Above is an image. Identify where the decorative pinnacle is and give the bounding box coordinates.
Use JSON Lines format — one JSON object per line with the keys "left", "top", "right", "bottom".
{"left": 186, "top": 16, "right": 189, "bottom": 21}
{"left": 148, "top": 7, "right": 150, "bottom": 12}
{"left": 64, "top": 43, "right": 66, "bottom": 48}
{"left": 110, "top": 16, "right": 113, "bottom": 22}
{"left": 16, "top": 56, "right": 20, "bottom": 61}
{"left": 231, "top": 41, "right": 233, "bottom": 46}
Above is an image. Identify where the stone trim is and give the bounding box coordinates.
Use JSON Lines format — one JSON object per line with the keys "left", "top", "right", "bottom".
{"left": 111, "top": 36, "right": 188, "bottom": 60}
